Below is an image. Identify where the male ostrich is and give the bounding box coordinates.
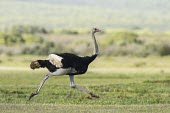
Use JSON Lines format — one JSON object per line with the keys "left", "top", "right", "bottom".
{"left": 29, "top": 28, "right": 101, "bottom": 100}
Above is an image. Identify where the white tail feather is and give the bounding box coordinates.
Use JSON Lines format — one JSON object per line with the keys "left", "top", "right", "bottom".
{"left": 46, "top": 54, "right": 63, "bottom": 67}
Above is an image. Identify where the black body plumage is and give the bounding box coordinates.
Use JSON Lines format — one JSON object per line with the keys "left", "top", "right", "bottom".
{"left": 37, "top": 60, "right": 57, "bottom": 72}
{"left": 37, "top": 53, "right": 97, "bottom": 74}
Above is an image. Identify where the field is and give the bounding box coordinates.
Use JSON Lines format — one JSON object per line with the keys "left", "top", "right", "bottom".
{"left": 0, "top": 55, "right": 170, "bottom": 112}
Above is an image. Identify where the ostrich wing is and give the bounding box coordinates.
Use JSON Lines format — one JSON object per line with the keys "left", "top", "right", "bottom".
{"left": 46, "top": 54, "right": 63, "bottom": 67}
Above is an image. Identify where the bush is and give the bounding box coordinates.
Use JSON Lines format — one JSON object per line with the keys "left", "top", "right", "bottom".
{"left": 21, "top": 41, "right": 65, "bottom": 55}
{"left": 11, "top": 25, "right": 48, "bottom": 34}
{"left": 159, "top": 42, "right": 170, "bottom": 56}
{"left": 103, "top": 30, "right": 140, "bottom": 46}
{"left": 61, "top": 29, "right": 79, "bottom": 35}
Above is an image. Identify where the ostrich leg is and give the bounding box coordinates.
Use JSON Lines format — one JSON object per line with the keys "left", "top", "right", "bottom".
{"left": 69, "top": 75, "right": 99, "bottom": 98}
{"left": 29, "top": 74, "right": 51, "bottom": 100}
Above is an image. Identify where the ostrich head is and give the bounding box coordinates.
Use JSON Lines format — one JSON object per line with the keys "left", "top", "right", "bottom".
{"left": 92, "top": 28, "right": 101, "bottom": 33}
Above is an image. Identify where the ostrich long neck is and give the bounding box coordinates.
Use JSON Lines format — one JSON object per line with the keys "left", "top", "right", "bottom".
{"left": 92, "top": 32, "right": 99, "bottom": 55}
{"left": 83, "top": 31, "right": 99, "bottom": 64}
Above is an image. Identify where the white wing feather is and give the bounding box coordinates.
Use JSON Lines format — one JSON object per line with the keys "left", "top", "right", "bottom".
{"left": 46, "top": 54, "right": 63, "bottom": 67}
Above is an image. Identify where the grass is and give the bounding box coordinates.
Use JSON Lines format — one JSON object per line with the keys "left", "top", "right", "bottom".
{"left": 0, "top": 70, "right": 169, "bottom": 105}
{"left": 0, "top": 55, "right": 170, "bottom": 112}
{"left": 0, "top": 104, "right": 170, "bottom": 113}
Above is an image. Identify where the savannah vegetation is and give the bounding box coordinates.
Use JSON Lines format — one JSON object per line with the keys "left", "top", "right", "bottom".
{"left": 1, "top": 25, "right": 170, "bottom": 57}
{"left": 0, "top": 0, "right": 170, "bottom": 113}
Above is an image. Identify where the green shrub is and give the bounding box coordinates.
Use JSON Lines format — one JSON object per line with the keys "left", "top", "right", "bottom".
{"left": 103, "top": 30, "right": 140, "bottom": 46}
{"left": 61, "top": 29, "right": 79, "bottom": 35}
{"left": 11, "top": 25, "right": 48, "bottom": 34}
{"left": 21, "top": 41, "right": 65, "bottom": 55}
{"left": 159, "top": 42, "right": 170, "bottom": 56}
{"left": 22, "top": 34, "right": 39, "bottom": 44}
{"left": 0, "top": 32, "right": 5, "bottom": 44}
{"left": 112, "top": 30, "right": 138, "bottom": 42}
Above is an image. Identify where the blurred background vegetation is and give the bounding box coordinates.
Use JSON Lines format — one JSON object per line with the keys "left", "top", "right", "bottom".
{"left": 0, "top": 0, "right": 170, "bottom": 57}
{"left": 1, "top": 25, "right": 170, "bottom": 57}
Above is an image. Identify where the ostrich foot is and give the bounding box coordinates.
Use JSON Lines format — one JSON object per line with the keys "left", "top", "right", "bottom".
{"left": 89, "top": 92, "right": 100, "bottom": 98}
{"left": 29, "top": 93, "right": 37, "bottom": 100}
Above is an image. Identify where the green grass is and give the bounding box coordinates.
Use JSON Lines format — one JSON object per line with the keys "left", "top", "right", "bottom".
{"left": 0, "top": 55, "right": 170, "bottom": 112}
{"left": 0, "top": 70, "right": 169, "bottom": 105}
{"left": 0, "top": 104, "right": 170, "bottom": 113}
{"left": 0, "top": 70, "right": 169, "bottom": 112}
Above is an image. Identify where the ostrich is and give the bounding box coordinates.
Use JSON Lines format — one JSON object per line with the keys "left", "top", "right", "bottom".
{"left": 29, "top": 28, "right": 101, "bottom": 100}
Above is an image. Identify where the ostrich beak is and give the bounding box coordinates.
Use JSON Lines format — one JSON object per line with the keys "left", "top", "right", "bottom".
{"left": 96, "top": 28, "right": 101, "bottom": 32}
